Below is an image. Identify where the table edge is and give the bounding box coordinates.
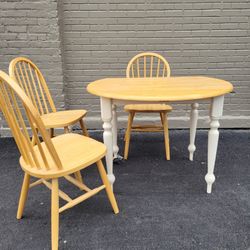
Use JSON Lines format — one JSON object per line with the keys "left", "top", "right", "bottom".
{"left": 87, "top": 77, "right": 234, "bottom": 101}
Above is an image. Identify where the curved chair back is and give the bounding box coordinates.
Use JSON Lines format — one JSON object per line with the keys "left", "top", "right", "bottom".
{"left": 126, "top": 52, "right": 171, "bottom": 78}
{"left": 0, "top": 71, "right": 62, "bottom": 170}
{"left": 9, "top": 57, "right": 56, "bottom": 115}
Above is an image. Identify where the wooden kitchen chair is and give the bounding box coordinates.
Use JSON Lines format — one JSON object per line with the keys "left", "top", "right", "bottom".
{"left": 124, "top": 52, "right": 172, "bottom": 160}
{"left": 0, "top": 71, "right": 119, "bottom": 250}
{"left": 9, "top": 57, "right": 88, "bottom": 183}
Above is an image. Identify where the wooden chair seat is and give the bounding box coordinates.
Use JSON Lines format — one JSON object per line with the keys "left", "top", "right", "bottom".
{"left": 124, "top": 103, "right": 172, "bottom": 112}
{"left": 20, "top": 133, "right": 106, "bottom": 179}
{"left": 41, "top": 110, "right": 87, "bottom": 128}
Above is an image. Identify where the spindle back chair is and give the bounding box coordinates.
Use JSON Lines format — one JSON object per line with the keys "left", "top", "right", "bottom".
{"left": 9, "top": 57, "right": 56, "bottom": 115}
{"left": 124, "top": 52, "right": 172, "bottom": 160}
{"left": 9, "top": 57, "right": 88, "bottom": 135}
{"left": 126, "top": 52, "right": 171, "bottom": 78}
{"left": 9, "top": 57, "right": 89, "bottom": 182}
{"left": 0, "top": 70, "right": 119, "bottom": 250}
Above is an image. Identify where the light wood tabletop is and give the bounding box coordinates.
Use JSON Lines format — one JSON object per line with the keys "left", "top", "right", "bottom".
{"left": 87, "top": 76, "right": 233, "bottom": 101}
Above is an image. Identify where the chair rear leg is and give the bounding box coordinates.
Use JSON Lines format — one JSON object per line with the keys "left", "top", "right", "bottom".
{"left": 162, "top": 112, "right": 170, "bottom": 160}
{"left": 74, "top": 171, "right": 83, "bottom": 183}
{"left": 79, "top": 119, "right": 89, "bottom": 137}
{"left": 51, "top": 178, "right": 59, "bottom": 250}
{"left": 64, "top": 126, "right": 70, "bottom": 133}
{"left": 124, "top": 111, "right": 135, "bottom": 160}
{"left": 96, "top": 160, "right": 119, "bottom": 214}
{"left": 17, "top": 173, "right": 30, "bottom": 219}
{"left": 160, "top": 112, "right": 164, "bottom": 125}
{"left": 50, "top": 128, "right": 54, "bottom": 138}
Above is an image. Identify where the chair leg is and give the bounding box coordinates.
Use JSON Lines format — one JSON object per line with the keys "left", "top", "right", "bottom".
{"left": 64, "top": 126, "right": 70, "bottom": 133}
{"left": 124, "top": 131, "right": 127, "bottom": 141}
{"left": 79, "top": 119, "right": 89, "bottom": 137}
{"left": 160, "top": 112, "right": 164, "bottom": 125}
{"left": 162, "top": 112, "right": 170, "bottom": 160}
{"left": 17, "top": 173, "right": 30, "bottom": 219}
{"left": 51, "top": 178, "right": 59, "bottom": 250}
{"left": 64, "top": 125, "right": 84, "bottom": 184}
{"left": 96, "top": 160, "right": 119, "bottom": 214}
{"left": 74, "top": 171, "right": 83, "bottom": 183}
{"left": 124, "top": 111, "right": 135, "bottom": 160}
{"left": 50, "top": 128, "right": 54, "bottom": 138}
{"left": 124, "top": 112, "right": 135, "bottom": 142}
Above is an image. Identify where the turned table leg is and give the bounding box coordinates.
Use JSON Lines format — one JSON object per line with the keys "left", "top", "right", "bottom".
{"left": 112, "top": 104, "right": 119, "bottom": 159}
{"left": 101, "top": 97, "right": 115, "bottom": 190}
{"left": 188, "top": 103, "right": 199, "bottom": 161}
{"left": 205, "top": 96, "right": 224, "bottom": 193}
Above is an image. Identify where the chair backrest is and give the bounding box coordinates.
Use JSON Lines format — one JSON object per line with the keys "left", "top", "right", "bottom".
{"left": 126, "top": 52, "right": 171, "bottom": 78}
{"left": 0, "top": 70, "right": 62, "bottom": 171}
{"left": 9, "top": 57, "right": 56, "bottom": 115}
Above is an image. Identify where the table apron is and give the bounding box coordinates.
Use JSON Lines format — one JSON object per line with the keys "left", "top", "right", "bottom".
{"left": 112, "top": 99, "right": 211, "bottom": 105}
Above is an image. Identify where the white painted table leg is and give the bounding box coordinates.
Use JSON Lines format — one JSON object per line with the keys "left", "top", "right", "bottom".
{"left": 205, "top": 96, "right": 224, "bottom": 193}
{"left": 112, "top": 104, "right": 119, "bottom": 159}
{"left": 188, "top": 103, "right": 199, "bottom": 161}
{"left": 101, "top": 97, "right": 115, "bottom": 190}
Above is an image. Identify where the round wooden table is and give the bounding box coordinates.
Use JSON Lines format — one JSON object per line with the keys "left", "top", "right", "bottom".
{"left": 87, "top": 76, "right": 233, "bottom": 193}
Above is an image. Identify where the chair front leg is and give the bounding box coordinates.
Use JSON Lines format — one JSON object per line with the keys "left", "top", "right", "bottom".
{"left": 96, "top": 160, "right": 119, "bottom": 214}
{"left": 51, "top": 178, "right": 59, "bottom": 250}
{"left": 162, "top": 112, "right": 170, "bottom": 160}
{"left": 17, "top": 173, "right": 30, "bottom": 219}
{"left": 124, "top": 111, "right": 135, "bottom": 160}
{"left": 79, "top": 119, "right": 89, "bottom": 137}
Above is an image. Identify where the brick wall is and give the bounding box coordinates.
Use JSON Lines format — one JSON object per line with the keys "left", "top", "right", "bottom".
{"left": 0, "top": 0, "right": 250, "bottom": 133}
{"left": 0, "top": 0, "right": 65, "bottom": 135}
{"left": 62, "top": 0, "right": 250, "bottom": 129}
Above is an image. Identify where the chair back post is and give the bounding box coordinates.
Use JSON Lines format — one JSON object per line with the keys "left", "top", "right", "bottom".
{"left": 126, "top": 52, "right": 171, "bottom": 78}
{"left": 0, "top": 70, "right": 62, "bottom": 170}
{"left": 9, "top": 57, "right": 56, "bottom": 115}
